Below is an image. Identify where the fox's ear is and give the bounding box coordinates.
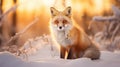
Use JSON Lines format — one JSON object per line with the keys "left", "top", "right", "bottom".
{"left": 63, "top": 6, "right": 71, "bottom": 17}
{"left": 50, "top": 7, "right": 59, "bottom": 17}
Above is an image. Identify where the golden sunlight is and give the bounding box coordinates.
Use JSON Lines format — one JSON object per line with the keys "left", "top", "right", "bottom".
{"left": 2, "top": 0, "right": 13, "bottom": 12}
{"left": 17, "top": 0, "right": 43, "bottom": 12}
{"left": 2, "top": 0, "right": 112, "bottom": 18}
{"left": 42, "top": 0, "right": 55, "bottom": 7}
{"left": 1, "top": 0, "right": 114, "bottom": 46}
{"left": 93, "top": 0, "right": 111, "bottom": 15}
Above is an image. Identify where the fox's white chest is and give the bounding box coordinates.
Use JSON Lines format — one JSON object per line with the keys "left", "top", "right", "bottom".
{"left": 54, "top": 31, "right": 73, "bottom": 47}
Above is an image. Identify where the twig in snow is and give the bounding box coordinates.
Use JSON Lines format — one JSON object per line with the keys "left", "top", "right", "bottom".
{"left": 93, "top": 5, "right": 120, "bottom": 51}
{"left": 111, "top": 23, "right": 120, "bottom": 40}
{"left": 5, "top": 18, "right": 39, "bottom": 46}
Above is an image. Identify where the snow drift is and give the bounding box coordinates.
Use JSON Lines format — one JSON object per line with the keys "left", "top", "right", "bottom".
{"left": 0, "top": 51, "right": 120, "bottom": 67}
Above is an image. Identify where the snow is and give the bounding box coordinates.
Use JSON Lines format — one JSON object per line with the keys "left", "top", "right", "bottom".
{"left": 0, "top": 50, "right": 120, "bottom": 67}
{"left": 0, "top": 35, "right": 120, "bottom": 67}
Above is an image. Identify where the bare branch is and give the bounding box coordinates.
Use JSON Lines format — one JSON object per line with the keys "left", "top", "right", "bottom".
{"left": 0, "top": 0, "right": 29, "bottom": 26}
{"left": 112, "top": 5, "right": 120, "bottom": 17}
{"left": 0, "top": 4, "right": 18, "bottom": 27}
{"left": 5, "top": 18, "right": 39, "bottom": 46}
{"left": 93, "top": 5, "right": 120, "bottom": 22}
{"left": 111, "top": 24, "right": 120, "bottom": 40}
{"left": 93, "top": 5, "right": 120, "bottom": 51}
{"left": 0, "top": 0, "right": 30, "bottom": 20}
{"left": 0, "top": 4, "right": 18, "bottom": 20}
{"left": 93, "top": 16, "right": 117, "bottom": 22}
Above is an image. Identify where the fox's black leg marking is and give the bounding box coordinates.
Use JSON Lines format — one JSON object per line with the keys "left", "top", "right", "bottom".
{"left": 67, "top": 48, "right": 73, "bottom": 59}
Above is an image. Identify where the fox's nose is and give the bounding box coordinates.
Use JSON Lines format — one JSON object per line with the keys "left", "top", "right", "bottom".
{"left": 59, "top": 26, "right": 62, "bottom": 29}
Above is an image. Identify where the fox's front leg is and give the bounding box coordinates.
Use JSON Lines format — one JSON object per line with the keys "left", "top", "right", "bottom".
{"left": 67, "top": 48, "right": 73, "bottom": 59}
{"left": 60, "top": 46, "right": 66, "bottom": 59}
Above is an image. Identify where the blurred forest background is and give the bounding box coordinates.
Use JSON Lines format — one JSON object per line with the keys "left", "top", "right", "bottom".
{"left": 0, "top": 0, "right": 120, "bottom": 53}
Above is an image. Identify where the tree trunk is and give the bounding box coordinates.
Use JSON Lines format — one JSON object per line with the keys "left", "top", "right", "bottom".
{"left": 0, "top": 0, "right": 3, "bottom": 25}
{"left": 11, "top": 0, "right": 17, "bottom": 36}
{"left": 0, "top": 0, "right": 3, "bottom": 45}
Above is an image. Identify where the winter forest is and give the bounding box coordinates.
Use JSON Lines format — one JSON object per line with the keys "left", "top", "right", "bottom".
{"left": 0, "top": 0, "right": 120, "bottom": 67}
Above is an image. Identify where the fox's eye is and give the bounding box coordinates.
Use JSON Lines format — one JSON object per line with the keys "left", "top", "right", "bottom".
{"left": 54, "top": 20, "right": 59, "bottom": 24}
{"left": 63, "top": 20, "right": 68, "bottom": 24}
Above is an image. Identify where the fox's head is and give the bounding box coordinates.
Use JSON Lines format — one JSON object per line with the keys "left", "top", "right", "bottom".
{"left": 50, "top": 6, "right": 73, "bottom": 31}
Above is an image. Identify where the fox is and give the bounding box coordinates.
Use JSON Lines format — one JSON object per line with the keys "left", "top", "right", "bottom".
{"left": 49, "top": 6, "right": 100, "bottom": 60}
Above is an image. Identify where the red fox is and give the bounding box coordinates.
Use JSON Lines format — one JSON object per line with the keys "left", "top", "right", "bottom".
{"left": 49, "top": 6, "right": 100, "bottom": 60}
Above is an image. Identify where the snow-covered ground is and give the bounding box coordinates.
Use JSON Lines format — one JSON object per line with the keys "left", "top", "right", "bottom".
{"left": 0, "top": 51, "right": 120, "bottom": 67}
{"left": 0, "top": 35, "right": 120, "bottom": 67}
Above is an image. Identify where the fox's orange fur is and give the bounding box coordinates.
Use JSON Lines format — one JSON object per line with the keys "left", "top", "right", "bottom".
{"left": 49, "top": 6, "right": 100, "bottom": 60}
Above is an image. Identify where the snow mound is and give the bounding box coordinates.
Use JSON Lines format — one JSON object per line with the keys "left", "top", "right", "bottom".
{"left": 1, "top": 35, "right": 120, "bottom": 67}
{"left": 0, "top": 51, "right": 120, "bottom": 67}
